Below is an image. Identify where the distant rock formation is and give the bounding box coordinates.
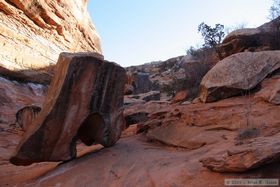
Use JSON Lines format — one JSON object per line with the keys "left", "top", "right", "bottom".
{"left": 0, "top": 0, "right": 101, "bottom": 84}
{"left": 125, "top": 54, "right": 216, "bottom": 101}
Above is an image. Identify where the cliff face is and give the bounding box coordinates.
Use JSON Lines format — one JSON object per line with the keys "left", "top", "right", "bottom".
{"left": 0, "top": 0, "right": 101, "bottom": 82}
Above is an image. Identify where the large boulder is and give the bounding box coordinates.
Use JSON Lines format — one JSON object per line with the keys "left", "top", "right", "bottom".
{"left": 10, "top": 53, "right": 126, "bottom": 165}
{"left": 199, "top": 51, "right": 280, "bottom": 102}
{"left": 0, "top": 0, "right": 101, "bottom": 84}
{"left": 217, "top": 17, "right": 280, "bottom": 59}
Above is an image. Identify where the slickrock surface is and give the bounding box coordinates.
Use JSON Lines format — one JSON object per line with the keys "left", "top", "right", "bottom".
{"left": 0, "top": 0, "right": 101, "bottom": 83}
{"left": 144, "top": 96, "right": 280, "bottom": 151}
{"left": 201, "top": 132, "right": 280, "bottom": 172}
{"left": 19, "top": 135, "right": 280, "bottom": 187}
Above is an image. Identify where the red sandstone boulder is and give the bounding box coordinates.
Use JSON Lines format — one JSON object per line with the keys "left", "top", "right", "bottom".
{"left": 199, "top": 51, "right": 280, "bottom": 102}
{"left": 10, "top": 52, "right": 126, "bottom": 165}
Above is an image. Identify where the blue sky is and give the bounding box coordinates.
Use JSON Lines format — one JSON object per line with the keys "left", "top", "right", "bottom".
{"left": 88, "top": 0, "right": 272, "bottom": 67}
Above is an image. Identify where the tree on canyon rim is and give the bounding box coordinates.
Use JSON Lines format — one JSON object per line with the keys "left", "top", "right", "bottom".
{"left": 198, "top": 22, "right": 225, "bottom": 48}
{"left": 269, "top": 0, "right": 280, "bottom": 20}
{"left": 187, "top": 22, "right": 225, "bottom": 58}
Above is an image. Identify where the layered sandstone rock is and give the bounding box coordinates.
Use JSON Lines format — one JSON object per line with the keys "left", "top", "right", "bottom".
{"left": 18, "top": 91, "right": 280, "bottom": 186}
{"left": 147, "top": 123, "right": 225, "bottom": 149}
{"left": 10, "top": 53, "right": 126, "bottom": 165}
{"left": 125, "top": 56, "right": 185, "bottom": 95}
{"left": 199, "top": 51, "right": 280, "bottom": 102}
{"left": 126, "top": 54, "right": 215, "bottom": 102}
{"left": 217, "top": 17, "right": 280, "bottom": 59}
{"left": 201, "top": 132, "right": 280, "bottom": 172}
{"left": 144, "top": 96, "right": 280, "bottom": 149}
{"left": 0, "top": 0, "right": 101, "bottom": 83}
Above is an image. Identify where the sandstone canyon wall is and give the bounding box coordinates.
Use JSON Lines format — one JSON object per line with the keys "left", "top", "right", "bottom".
{"left": 0, "top": 2, "right": 107, "bottom": 185}
{"left": 0, "top": 0, "right": 101, "bottom": 83}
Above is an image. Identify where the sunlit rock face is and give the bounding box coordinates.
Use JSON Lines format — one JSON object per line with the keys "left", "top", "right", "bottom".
{"left": 199, "top": 51, "right": 280, "bottom": 103}
{"left": 0, "top": 0, "right": 101, "bottom": 83}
